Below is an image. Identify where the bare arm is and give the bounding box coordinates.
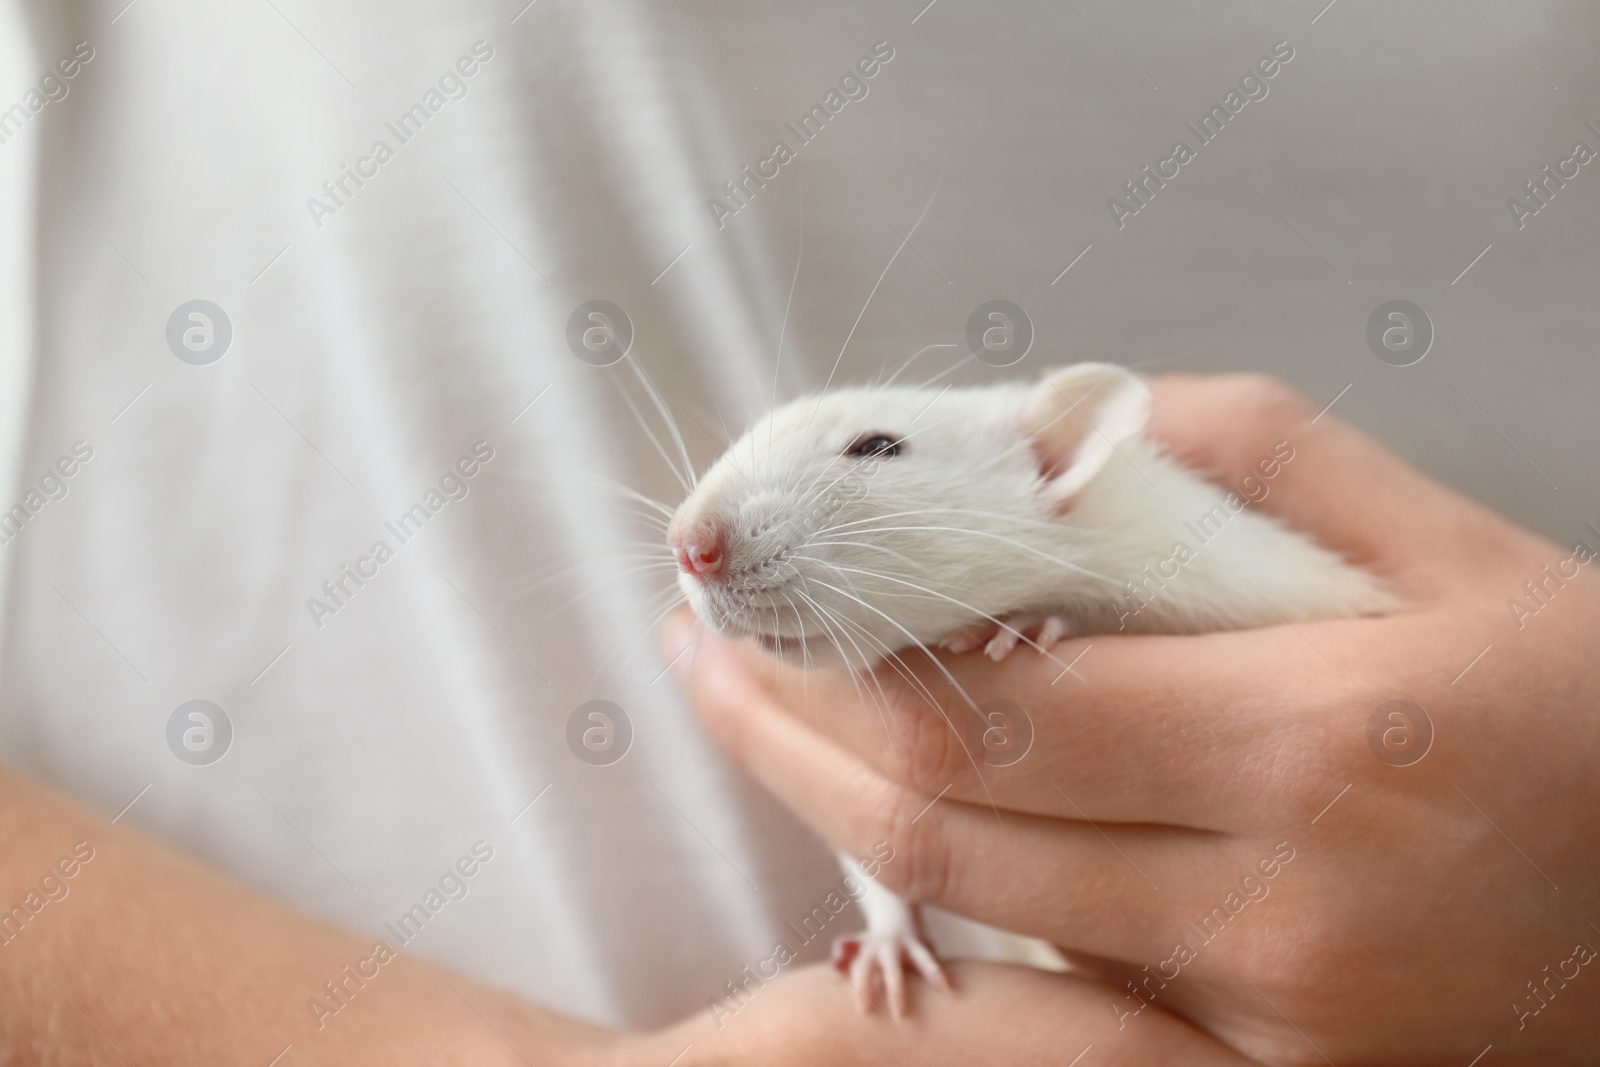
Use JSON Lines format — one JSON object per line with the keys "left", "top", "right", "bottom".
{"left": 0, "top": 768, "right": 623, "bottom": 1066}
{"left": 0, "top": 768, "right": 1259, "bottom": 1065}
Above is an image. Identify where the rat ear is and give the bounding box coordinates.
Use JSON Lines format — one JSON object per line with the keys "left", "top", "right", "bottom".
{"left": 1020, "top": 362, "right": 1150, "bottom": 508}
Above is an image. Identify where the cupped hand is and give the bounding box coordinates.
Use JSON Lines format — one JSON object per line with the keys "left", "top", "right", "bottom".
{"left": 665, "top": 374, "right": 1600, "bottom": 1066}
{"left": 623, "top": 961, "right": 1256, "bottom": 1067}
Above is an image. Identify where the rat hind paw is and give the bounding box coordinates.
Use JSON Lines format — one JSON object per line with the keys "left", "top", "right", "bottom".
{"left": 940, "top": 613, "right": 1074, "bottom": 662}
{"left": 832, "top": 930, "right": 950, "bottom": 1019}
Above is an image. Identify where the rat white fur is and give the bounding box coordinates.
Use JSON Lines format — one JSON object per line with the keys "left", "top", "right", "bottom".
{"left": 667, "top": 362, "right": 1397, "bottom": 1016}
{"left": 670, "top": 362, "right": 1395, "bottom": 670}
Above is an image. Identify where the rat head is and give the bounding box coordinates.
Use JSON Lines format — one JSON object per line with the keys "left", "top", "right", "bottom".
{"left": 667, "top": 363, "right": 1150, "bottom": 668}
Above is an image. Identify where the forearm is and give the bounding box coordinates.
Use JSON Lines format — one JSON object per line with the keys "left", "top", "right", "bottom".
{"left": 0, "top": 768, "right": 1252, "bottom": 1066}
{"left": 0, "top": 768, "right": 625, "bottom": 1066}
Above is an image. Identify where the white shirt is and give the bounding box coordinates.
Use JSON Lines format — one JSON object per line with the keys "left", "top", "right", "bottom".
{"left": 0, "top": 0, "right": 1591, "bottom": 1031}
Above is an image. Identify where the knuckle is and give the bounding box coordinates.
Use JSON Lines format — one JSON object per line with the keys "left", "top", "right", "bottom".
{"left": 864, "top": 787, "right": 952, "bottom": 904}
{"left": 1210, "top": 878, "right": 1360, "bottom": 1037}
{"left": 1241, "top": 924, "right": 1350, "bottom": 1032}
{"left": 880, "top": 686, "right": 967, "bottom": 796}
{"left": 1225, "top": 373, "right": 1318, "bottom": 431}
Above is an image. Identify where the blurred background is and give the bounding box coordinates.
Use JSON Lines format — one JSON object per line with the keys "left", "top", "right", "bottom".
{"left": 0, "top": 0, "right": 1595, "bottom": 1032}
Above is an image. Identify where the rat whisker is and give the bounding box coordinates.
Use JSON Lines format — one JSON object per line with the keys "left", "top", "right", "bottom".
{"left": 787, "top": 408, "right": 965, "bottom": 508}
{"left": 771, "top": 178, "right": 804, "bottom": 456}
{"left": 815, "top": 505, "right": 1086, "bottom": 539}
{"left": 783, "top": 592, "right": 836, "bottom": 742}
{"left": 790, "top": 588, "right": 880, "bottom": 713}
{"left": 798, "top": 566, "right": 952, "bottom": 698}
{"left": 794, "top": 585, "right": 879, "bottom": 678}
{"left": 817, "top": 610, "right": 966, "bottom": 773}
{"left": 882, "top": 342, "right": 961, "bottom": 389}
{"left": 622, "top": 351, "right": 700, "bottom": 491}
{"left": 811, "top": 164, "right": 945, "bottom": 417}
{"left": 813, "top": 524, "right": 1122, "bottom": 587}
{"left": 583, "top": 586, "right": 690, "bottom": 691}
{"left": 533, "top": 561, "right": 682, "bottom": 624}
{"left": 817, "top": 562, "right": 1071, "bottom": 671}
{"left": 806, "top": 575, "right": 990, "bottom": 717}
{"left": 788, "top": 552, "right": 937, "bottom": 595}
{"left": 795, "top": 539, "right": 920, "bottom": 571}
{"left": 803, "top": 575, "right": 1003, "bottom": 817}
{"left": 778, "top": 590, "right": 807, "bottom": 650}
{"left": 765, "top": 397, "right": 974, "bottom": 525}
{"left": 509, "top": 470, "right": 676, "bottom": 519}
{"left": 792, "top": 587, "right": 902, "bottom": 735}
{"left": 647, "top": 380, "right": 772, "bottom": 498}
{"left": 509, "top": 553, "right": 677, "bottom": 600}
{"left": 609, "top": 373, "right": 694, "bottom": 497}
{"left": 779, "top": 591, "right": 834, "bottom": 695}
{"left": 916, "top": 350, "right": 978, "bottom": 391}
{"left": 774, "top": 592, "right": 825, "bottom": 717}
{"left": 800, "top": 557, "right": 968, "bottom": 616}
{"left": 799, "top": 588, "right": 931, "bottom": 741}
{"left": 707, "top": 391, "right": 738, "bottom": 457}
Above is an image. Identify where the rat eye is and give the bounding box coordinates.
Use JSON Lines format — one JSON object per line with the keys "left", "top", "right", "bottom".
{"left": 844, "top": 433, "right": 903, "bottom": 459}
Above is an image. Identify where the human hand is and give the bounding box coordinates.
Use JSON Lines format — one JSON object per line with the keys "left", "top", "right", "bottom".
{"left": 664, "top": 374, "right": 1600, "bottom": 1066}
{"left": 624, "top": 960, "right": 1256, "bottom": 1066}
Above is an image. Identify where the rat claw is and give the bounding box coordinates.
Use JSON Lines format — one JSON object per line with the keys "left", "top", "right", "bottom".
{"left": 833, "top": 929, "right": 947, "bottom": 1018}
{"left": 904, "top": 938, "right": 951, "bottom": 992}
{"left": 985, "top": 627, "right": 1022, "bottom": 660}
{"left": 880, "top": 941, "right": 907, "bottom": 1019}
{"left": 1035, "top": 615, "right": 1069, "bottom": 651}
{"left": 831, "top": 935, "right": 861, "bottom": 973}
{"left": 966, "top": 613, "right": 1073, "bottom": 660}
{"left": 940, "top": 626, "right": 991, "bottom": 654}
{"left": 847, "top": 943, "right": 869, "bottom": 1011}
{"left": 942, "top": 633, "right": 980, "bottom": 654}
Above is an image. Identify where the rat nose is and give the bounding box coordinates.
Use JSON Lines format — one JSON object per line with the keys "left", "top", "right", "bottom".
{"left": 672, "top": 523, "right": 726, "bottom": 579}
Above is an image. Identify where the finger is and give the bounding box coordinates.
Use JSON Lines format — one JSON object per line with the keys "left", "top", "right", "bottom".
{"left": 1144, "top": 373, "right": 1542, "bottom": 595}
{"left": 674, "top": 617, "right": 1237, "bottom": 960}
{"left": 670, "top": 611, "right": 1372, "bottom": 828}
{"left": 663, "top": 962, "right": 1263, "bottom": 1067}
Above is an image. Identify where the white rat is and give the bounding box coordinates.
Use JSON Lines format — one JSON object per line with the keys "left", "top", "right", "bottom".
{"left": 667, "top": 362, "right": 1395, "bottom": 1015}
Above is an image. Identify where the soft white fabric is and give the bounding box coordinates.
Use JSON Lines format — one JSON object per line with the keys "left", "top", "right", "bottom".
{"left": 0, "top": 0, "right": 38, "bottom": 666}
{"left": 0, "top": 0, "right": 1593, "bottom": 1032}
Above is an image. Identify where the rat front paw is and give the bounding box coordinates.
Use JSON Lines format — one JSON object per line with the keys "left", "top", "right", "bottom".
{"left": 831, "top": 930, "right": 950, "bottom": 1018}
{"left": 940, "top": 614, "right": 1073, "bottom": 661}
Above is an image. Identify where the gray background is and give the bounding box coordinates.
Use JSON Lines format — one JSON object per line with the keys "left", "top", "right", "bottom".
{"left": 641, "top": 0, "right": 1600, "bottom": 546}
